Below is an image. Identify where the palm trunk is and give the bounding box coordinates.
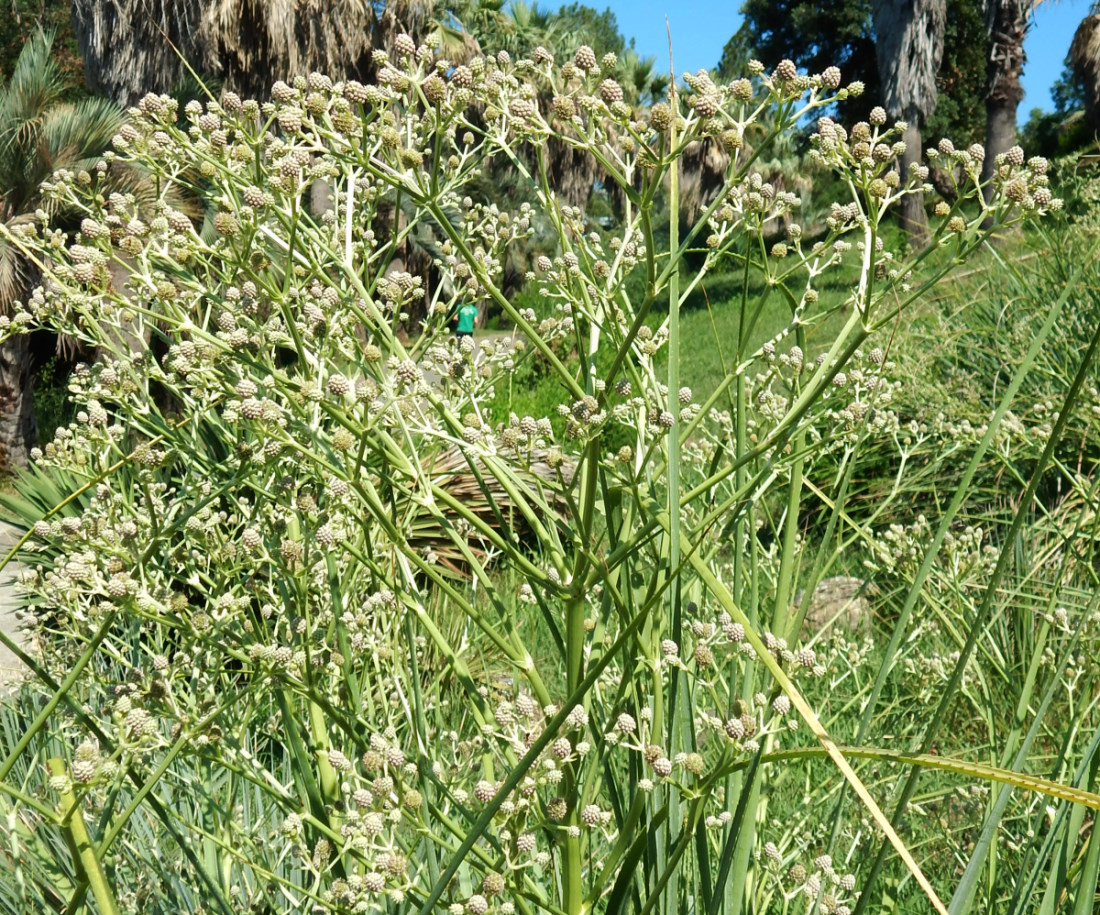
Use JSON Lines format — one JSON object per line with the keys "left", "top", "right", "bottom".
{"left": 0, "top": 335, "right": 37, "bottom": 470}
{"left": 1070, "top": 14, "right": 1100, "bottom": 134}
{"left": 980, "top": 0, "right": 1029, "bottom": 201}
{"left": 898, "top": 122, "right": 929, "bottom": 246}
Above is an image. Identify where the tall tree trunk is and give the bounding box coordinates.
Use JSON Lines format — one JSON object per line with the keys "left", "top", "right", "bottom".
{"left": 0, "top": 335, "right": 36, "bottom": 471}
{"left": 871, "top": 0, "right": 946, "bottom": 247}
{"left": 898, "top": 121, "right": 928, "bottom": 245}
{"left": 1070, "top": 14, "right": 1100, "bottom": 134}
{"left": 980, "top": 0, "right": 1030, "bottom": 201}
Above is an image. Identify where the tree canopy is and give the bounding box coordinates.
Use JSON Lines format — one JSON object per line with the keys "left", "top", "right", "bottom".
{"left": 721, "top": 0, "right": 985, "bottom": 142}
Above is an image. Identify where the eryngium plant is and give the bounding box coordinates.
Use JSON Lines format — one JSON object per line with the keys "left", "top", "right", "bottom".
{"left": 0, "top": 41, "right": 1086, "bottom": 915}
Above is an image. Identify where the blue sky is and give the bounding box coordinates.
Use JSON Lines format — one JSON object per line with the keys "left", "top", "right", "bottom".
{"left": 547, "top": 0, "right": 1094, "bottom": 125}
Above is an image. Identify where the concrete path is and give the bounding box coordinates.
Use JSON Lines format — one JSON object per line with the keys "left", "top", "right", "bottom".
{"left": 0, "top": 524, "right": 30, "bottom": 689}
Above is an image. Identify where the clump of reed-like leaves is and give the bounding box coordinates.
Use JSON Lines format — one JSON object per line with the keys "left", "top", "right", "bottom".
{"left": 0, "top": 39, "right": 1097, "bottom": 915}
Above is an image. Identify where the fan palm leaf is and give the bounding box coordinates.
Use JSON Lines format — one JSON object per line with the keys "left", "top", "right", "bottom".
{"left": 0, "top": 29, "right": 128, "bottom": 468}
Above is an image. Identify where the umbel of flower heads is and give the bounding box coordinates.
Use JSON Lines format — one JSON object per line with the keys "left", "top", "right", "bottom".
{"left": 1, "top": 35, "right": 1061, "bottom": 915}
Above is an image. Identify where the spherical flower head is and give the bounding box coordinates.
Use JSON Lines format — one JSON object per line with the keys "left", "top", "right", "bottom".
{"left": 552, "top": 95, "right": 576, "bottom": 119}
{"left": 214, "top": 212, "right": 241, "bottom": 237}
{"left": 566, "top": 704, "right": 588, "bottom": 728}
{"left": 423, "top": 74, "right": 447, "bottom": 104}
{"left": 509, "top": 97, "right": 537, "bottom": 120}
{"left": 242, "top": 185, "right": 266, "bottom": 208}
{"left": 474, "top": 779, "right": 495, "bottom": 802}
{"left": 653, "top": 757, "right": 673, "bottom": 777}
{"left": 725, "top": 79, "right": 750, "bottom": 103}
{"left": 546, "top": 797, "right": 567, "bottom": 820}
{"left": 774, "top": 59, "right": 798, "bottom": 83}
{"left": 482, "top": 872, "right": 505, "bottom": 897}
{"left": 727, "top": 716, "right": 748, "bottom": 740}
{"left": 683, "top": 752, "right": 705, "bottom": 775}
{"left": 772, "top": 694, "right": 791, "bottom": 715}
{"left": 649, "top": 102, "right": 672, "bottom": 131}
{"left": 615, "top": 712, "right": 636, "bottom": 734}
{"left": 574, "top": 45, "right": 597, "bottom": 72}
{"left": 820, "top": 66, "right": 841, "bottom": 89}
{"left": 599, "top": 78, "right": 624, "bottom": 104}
{"left": 394, "top": 34, "right": 416, "bottom": 58}
{"left": 1005, "top": 145, "right": 1025, "bottom": 166}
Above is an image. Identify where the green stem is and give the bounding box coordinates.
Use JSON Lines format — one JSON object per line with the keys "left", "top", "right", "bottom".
{"left": 49, "top": 758, "right": 120, "bottom": 915}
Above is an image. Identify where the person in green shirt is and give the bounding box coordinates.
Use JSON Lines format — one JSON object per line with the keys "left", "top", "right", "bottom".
{"left": 454, "top": 301, "right": 478, "bottom": 339}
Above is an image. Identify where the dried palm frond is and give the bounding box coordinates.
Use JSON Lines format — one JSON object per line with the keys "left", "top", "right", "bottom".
{"left": 71, "top": 0, "right": 442, "bottom": 106}
{"left": 199, "top": 0, "right": 377, "bottom": 100}
{"left": 400, "top": 446, "right": 575, "bottom": 576}
{"left": 678, "top": 137, "right": 730, "bottom": 223}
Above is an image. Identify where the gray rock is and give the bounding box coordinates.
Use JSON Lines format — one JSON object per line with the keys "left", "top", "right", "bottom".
{"left": 797, "top": 576, "right": 876, "bottom": 635}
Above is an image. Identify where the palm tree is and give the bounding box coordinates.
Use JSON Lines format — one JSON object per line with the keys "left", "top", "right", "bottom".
{"left": 1069, "top": 8, "right": 1100, "bottom": 133}
{"left": 70, "top": 0, "right": 437, "bottom": 106}
{"left": 620, "top": 51, "right": 669, "bottom": 109}
{"left": 979, "top": 0, "right": 1040, "bottom": 197}
{"left": 0, "top": 29, "right": 124, "bottom": 469}
{"left": 872, "top": 0, "right": 946, "bottom": 246}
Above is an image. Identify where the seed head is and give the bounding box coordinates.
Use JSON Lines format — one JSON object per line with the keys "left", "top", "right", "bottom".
{"left": 394, "top": 34, "right": 416, "bottom": 57}
{"left": 649, "top": 102, "right": 672, "bottom": 131}
{"left": 510, "top": 97, "right": 537, "bottom": 120}
{"left": 574, "top": 46, "right": 597, "bottom": 71}
{"left": 820, "top": 66, "right": 841, "bottom": 89}
{"left": 552, "top": 95, "right": 576, "bottom": 119}
{"left": 694, "top": 93, "right": 720, "bottom": 117}
{"left": 581, "top": 804, "right": 602, "bottom": 826}
{"left": 482, "top": 873, "right": 505, "bottom": 897}
{"left": 616, "top": 712, "right": 636, "bottom": 734}
{"left": 774, "top": 59, "right": 798, "bottom": 82}
{"left": 423, "top": 74, "right": 447, "bottom": 104}
{"left": 600, "top": 79, "right": 624, "bottom": 103}
{"left": 1005, "top": 145, "right": 1025, "bottom": 166}
{"left": 466, "top": 895, "right": 489, "bottom": 915}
